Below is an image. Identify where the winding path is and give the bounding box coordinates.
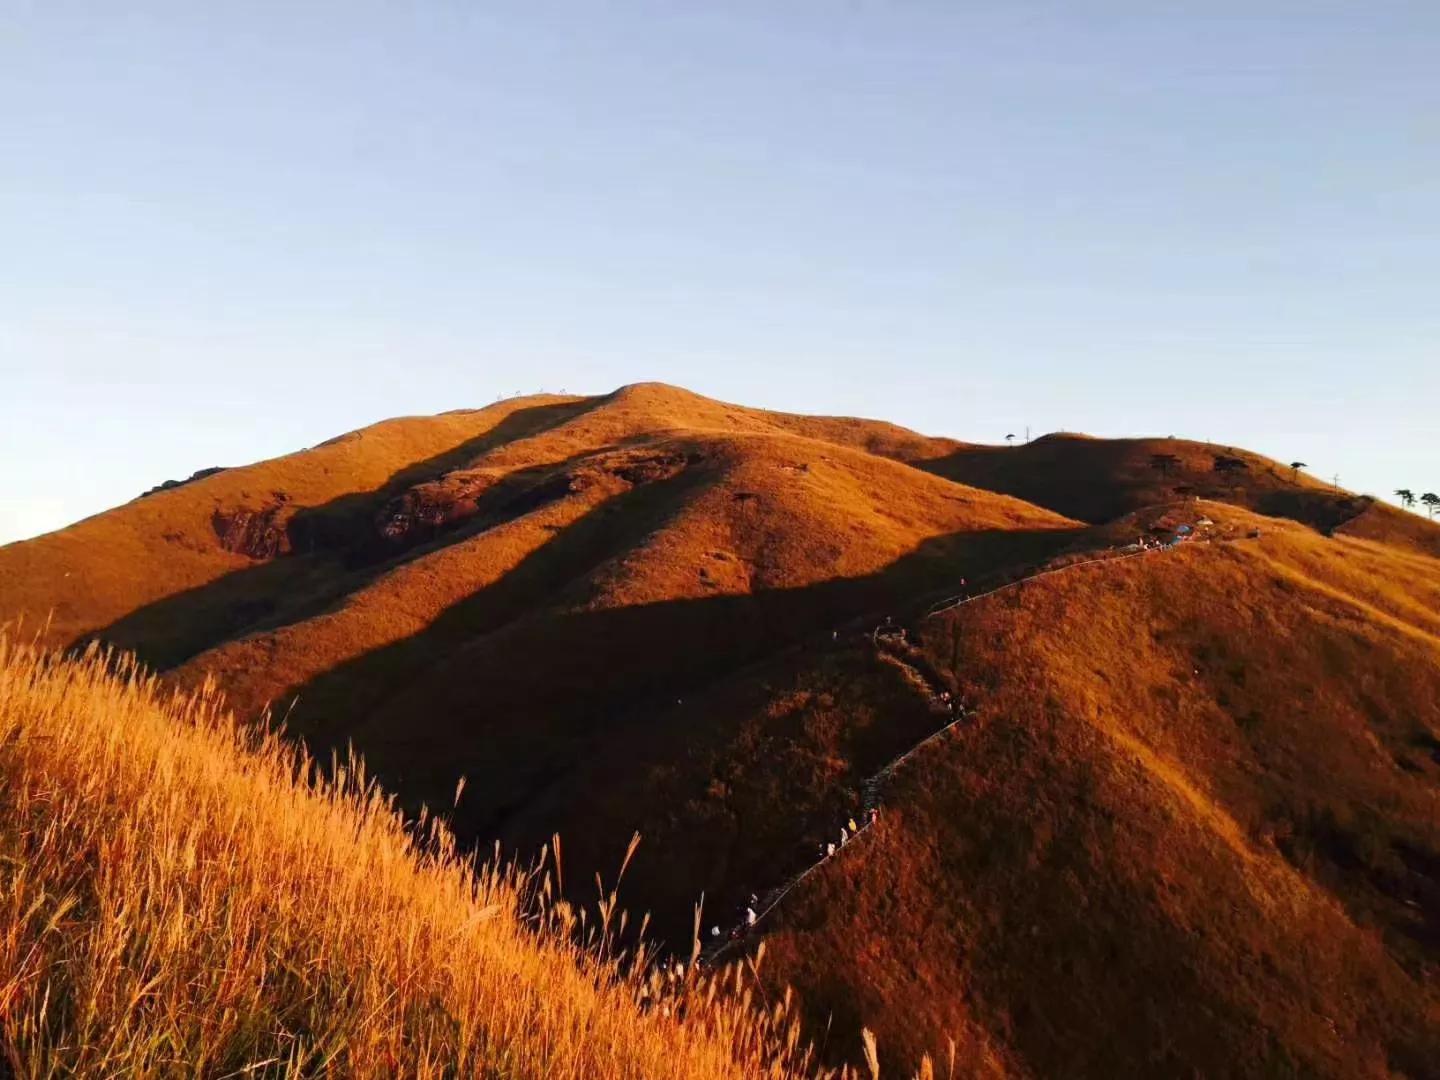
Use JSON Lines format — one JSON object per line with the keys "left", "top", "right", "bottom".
{"left": 700, "top": 526, "right": 1221, "bottom": 966}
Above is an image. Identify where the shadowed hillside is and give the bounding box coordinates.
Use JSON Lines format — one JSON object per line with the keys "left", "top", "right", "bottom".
{"left": 916, "top": 433, "right": 1424, "bottom": 545}
{"left": 2, "top": 385, "right": 1438, "bottom": 1077}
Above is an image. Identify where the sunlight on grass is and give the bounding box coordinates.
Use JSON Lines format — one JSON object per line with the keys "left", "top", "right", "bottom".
{"left": 0, "top": 633, "right": 921, "bottom": 1078}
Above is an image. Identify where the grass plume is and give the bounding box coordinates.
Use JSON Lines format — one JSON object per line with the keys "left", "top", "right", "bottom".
{"left": 0, "top": 634, "right": 886, "bottom": 1078}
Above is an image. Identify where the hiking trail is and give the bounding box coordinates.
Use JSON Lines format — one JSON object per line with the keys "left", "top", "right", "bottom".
{"left": 699, "top": 522, "right": 1243, "bottom": 965}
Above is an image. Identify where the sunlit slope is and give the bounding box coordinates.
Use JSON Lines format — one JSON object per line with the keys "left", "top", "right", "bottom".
{"left": 1334, "top": 497, "right": 1440, "bottom": 558}
{"left": 173, "top": 420, "right": 1077, "bottom": 850}
{"left": 0, "top": 383, "right": 964, "bottom": 663}
{"left": 6, "top": 384, "right": 1438, "bottom": 1077}
{"left": 0, "top": 637, "right": 844, "bottom": 1079}
{"left": 0, "top": 394, "right": 593, "bottom": 654}
{"left": 746, "top": 508, "right": 1440, "bottom": 1076}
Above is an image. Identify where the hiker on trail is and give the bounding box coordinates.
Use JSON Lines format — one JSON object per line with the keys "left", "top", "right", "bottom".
{"left": 749, "top": 893, "right": 758, "bottom": 907}
{"left": 839, "top": 827, "right": 849, "bottom": 846}
{"left": 848, "top": 817, "right": 858, "bottom": 833}
{"left": 868, "top": 808, "right": 879, "bottom": 825}
{"left": 745, "top": 907, "right": 757, "bottom": 927}
{"left": 826, "top": 842, "right": 836, "bottom": 856}
{"left": 710, "top": 925, "right": 720, "bottom": 939}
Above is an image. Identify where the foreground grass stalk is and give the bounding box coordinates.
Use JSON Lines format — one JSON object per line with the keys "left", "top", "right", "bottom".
{"left": 0, "top": 635, "right": 893, "bottom": 1078}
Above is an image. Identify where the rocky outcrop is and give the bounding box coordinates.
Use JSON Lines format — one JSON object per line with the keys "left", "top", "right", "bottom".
{"left": 373, "top": 451, "right": 697, "bottom": 550}
{"left": 211, "top": 505, "right": 289, "bottom": 559}
{"left": 139, "top": 467, "right": 227, "bottom": 499}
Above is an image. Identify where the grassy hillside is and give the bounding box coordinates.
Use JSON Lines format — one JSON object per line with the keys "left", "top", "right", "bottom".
{"left": 0, "top": 384, "right": 1075, "bottom": 937}
{"left": 0, "top": 394, "right": 593, "bottom": 654}
{"left": 3, "top": 385, "right": 1437, "bottom": 1077}
{"left": 917, "top": 433, "right": 1397, "bottom": 538}
{"left": 0, "top": 384, "right": 968, "bottom": 665}
{"left": 0, "top": 635, "right": 906, "bottom": 1078}
{"left": 168, "top": 432, "right": 1075, "bottom": 863}
{"left": 746, "top": 508, "right": 1440, "bottom": 1075}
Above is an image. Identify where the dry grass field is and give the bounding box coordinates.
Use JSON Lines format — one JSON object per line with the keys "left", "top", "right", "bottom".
{"left": 0, "top": 633, "right": 930, "bottom": 1078}
{"left": 2, "top": 384, "right": 1437, "bottom": 1076}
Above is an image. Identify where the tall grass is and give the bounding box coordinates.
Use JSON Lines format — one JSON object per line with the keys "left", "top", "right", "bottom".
{"left": 0, "top": 635, "right": 883, "bottom": 1078}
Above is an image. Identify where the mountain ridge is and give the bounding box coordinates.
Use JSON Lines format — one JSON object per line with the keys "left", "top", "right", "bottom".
{"left": 2, "top": 383, "right": 1437, "bottom": 1076}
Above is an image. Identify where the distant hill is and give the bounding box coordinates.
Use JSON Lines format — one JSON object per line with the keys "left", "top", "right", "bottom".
{"left": 916, "top": 432, "right": 1439, "bottom": 550}
{"left": 2, "top": 383, "right": 1437, "bottom": 1076}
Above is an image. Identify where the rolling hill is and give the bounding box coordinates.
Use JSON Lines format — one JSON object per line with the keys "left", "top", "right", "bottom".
{"left": 2, "top": 383, "right": 1437, "bottom": 1077}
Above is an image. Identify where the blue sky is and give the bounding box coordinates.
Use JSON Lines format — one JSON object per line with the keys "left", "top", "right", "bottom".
{"left": 3, "top": 2, "right": 1437, "bottom": 543}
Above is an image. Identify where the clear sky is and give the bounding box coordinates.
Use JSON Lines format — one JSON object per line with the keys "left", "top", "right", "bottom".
{"left": 3, "top": 2, "right": 1437, "bottom": 543}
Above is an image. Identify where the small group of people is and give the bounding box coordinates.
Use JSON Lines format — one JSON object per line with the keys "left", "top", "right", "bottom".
{"left": 822, "top": 807, "right": 880, "bottom": 859}
{"left": 1126, "top": 528, "right": 1192, "bottom": 553}
{"left": 710, "top": 893, "right": 760, "bottom": 943}
{"left": 1135, "top": 520, "right": 1215, "bottom": 553}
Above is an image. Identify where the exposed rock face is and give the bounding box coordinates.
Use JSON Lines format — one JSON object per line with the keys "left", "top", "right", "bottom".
{"left": 609, "top": 451, "right": 691, "bottom": 486}
{"left": 375, "top": 472, "right": 504, "bottom": 547}
{"left": 211, "top": 505, "right": 290, "bottom": 559}
{"left": 373, "top": 451, "right": 697, "bottom": 549}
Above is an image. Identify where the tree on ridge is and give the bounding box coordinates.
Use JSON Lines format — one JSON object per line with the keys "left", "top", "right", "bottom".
{"left": 1150, "top": 453, "right": 1181, "bottom": 479}
{"left": 1212, "top": 455, "right": 1249, "bottom": 495}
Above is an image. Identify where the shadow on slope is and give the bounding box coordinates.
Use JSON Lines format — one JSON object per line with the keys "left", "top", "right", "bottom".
{"left": 253, "top": 517, "right": 1083, "bottom": 937}
{"left": 920, "top": 434, "right": 1377, "bottom": 534}
{"left": 78, "top": 398, "right": 604, "bottom": 667}
{"left": 757, "top": 532, "right": 1440, "bottom": 1077}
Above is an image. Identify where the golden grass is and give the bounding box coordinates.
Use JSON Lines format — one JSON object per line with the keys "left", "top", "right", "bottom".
{"left": 0, "top": 634, "right": 892, "bottom": 1079}
{"left": 741, "top": 519, "right": 1440, "bottom": 1075}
